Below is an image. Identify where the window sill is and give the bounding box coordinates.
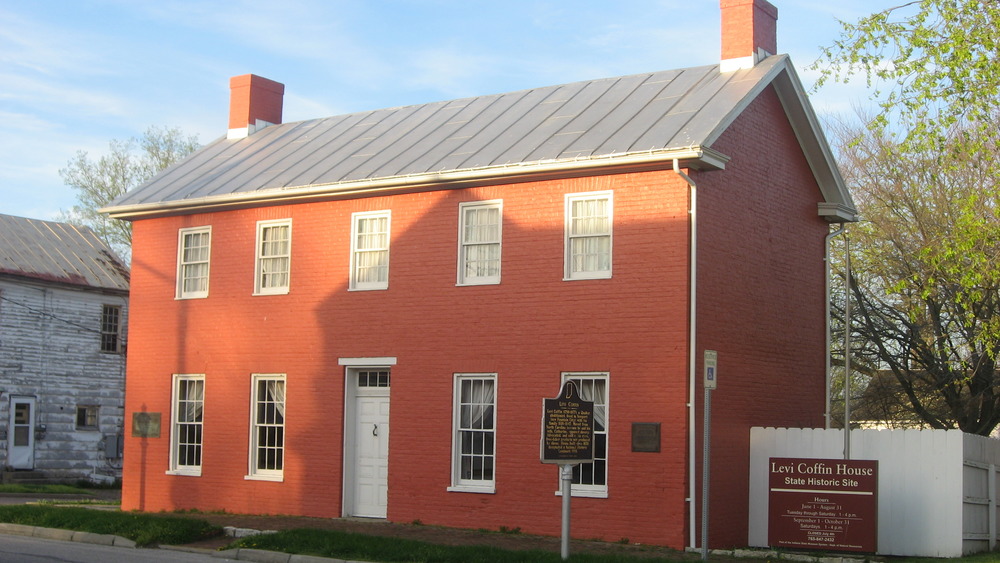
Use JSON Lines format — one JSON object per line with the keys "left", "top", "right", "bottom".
{"left": 253, "top": 289, "right": 290, "bottom": 296}
{"left": 244, "top": 473, "right": 284, "bottom": 482}
{"left": 447, "top": 484, "right": 495, "bottom": 494}
{"left": 166, "top": 469, "right": 202, "bottom": 477}
{"left": 563, "top": 272, "right": 612, "bottom": 282}
{"left": 554, "top": 489, "right": 608, "bottom": 499}
{"left": 456, "top": 280, "right": 501, "bottom": 287}
{"left": 175, "top": 294, "right": 209, "bottom": 300}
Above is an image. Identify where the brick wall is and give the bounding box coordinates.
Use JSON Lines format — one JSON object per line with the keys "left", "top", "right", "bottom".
{"left": 123, "top": 171, "right": 693, "bottom": 546}
{"left": 694, "top": 83, "right": 830, "bottom": 547}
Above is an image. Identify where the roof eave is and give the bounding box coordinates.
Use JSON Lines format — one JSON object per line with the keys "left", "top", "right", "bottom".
{"left": 768, "top": 60, "right": 858, "bottom": 223}
{"left": 704, "top": 56, "right": 858, "bottom": 223}
{"left": 101, "top": 147, "right": 729, "bottom": 220}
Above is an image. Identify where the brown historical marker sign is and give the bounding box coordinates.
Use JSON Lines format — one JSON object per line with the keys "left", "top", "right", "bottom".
{"left": 768, "top": 457, "right": 878, "bottom": 553}
{"left": 540, "top": 381, "right": 594, "bottom": 464}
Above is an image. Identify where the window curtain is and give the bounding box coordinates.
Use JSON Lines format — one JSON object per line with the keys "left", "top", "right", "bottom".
{"left": 463, "top": 207, "right": 500, "bottom": 278}
{"left": 182, "top": 379, "right": 204, "bottom": 423}
{"left": 268, "top": 379, "right": 285, "bottom": 419}
{"left": 570, "top": 198, "right": 610, "bottom": 273}
{"left": 574, "top": 379, "right": 606, "bottom": 431}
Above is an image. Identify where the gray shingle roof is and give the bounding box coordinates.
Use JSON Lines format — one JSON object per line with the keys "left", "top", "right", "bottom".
{"left": 0, "top": 214, "right": 129, "bottom": 292}
{"left": 104, "top": 55, "right": 855, "bottom": 221}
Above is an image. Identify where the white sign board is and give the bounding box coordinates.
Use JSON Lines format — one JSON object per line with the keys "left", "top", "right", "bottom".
{"left": 704, "top": 350, "right": 718, "bottom": 389}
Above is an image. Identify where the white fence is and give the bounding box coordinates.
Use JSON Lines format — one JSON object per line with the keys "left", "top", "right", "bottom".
{"left": 749, "top": 427, "right": 1000, "bottom": 557}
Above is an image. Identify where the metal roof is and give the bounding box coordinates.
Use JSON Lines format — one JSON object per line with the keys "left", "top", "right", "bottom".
{"left": 0, "top": 214, "right": 129, "bottom": 292}
{"left": 105, "top": 55, "right": 856, "bottom": 221}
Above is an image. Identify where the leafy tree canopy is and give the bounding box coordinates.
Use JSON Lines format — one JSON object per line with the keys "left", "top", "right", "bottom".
{"left": 59, "top": 126, "right": 199, "bottom": 263}
{"left": 829, "top": 114, "right": 1000, "bottom": 434}
{"left": 814, "top": 0, "right": 1000, "bottom": 153}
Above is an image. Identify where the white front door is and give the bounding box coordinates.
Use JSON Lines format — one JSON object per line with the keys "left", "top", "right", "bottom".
{"left": 8, "top": 397, "right": 35, "bottom": 469}
{"left": 345, "top": 368, "right": 390, "bottom": 518}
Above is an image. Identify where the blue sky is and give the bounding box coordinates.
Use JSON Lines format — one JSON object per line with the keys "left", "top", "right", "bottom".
{"left": 1, "top": 0, "right": 881, "bottom": 221}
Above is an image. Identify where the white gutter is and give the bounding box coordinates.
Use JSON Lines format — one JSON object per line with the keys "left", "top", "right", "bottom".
{"left": 672, "top": 159, "right": 698, "bottom": 550}
{"left": 102, "top": 147, "right": 729, "bottom": 220}
{"left": 824, "top": 224, "right": 845, "bottom": 429}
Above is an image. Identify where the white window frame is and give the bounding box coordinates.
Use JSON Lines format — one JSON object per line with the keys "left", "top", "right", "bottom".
{"left": 349, "top": 210, "right": 391, "bottom": 291}
{"left": 247, "top": 373, "right": 286, "bottom": 481}
{"left": 559, "top": 372, "right": 608, "bottom": 498}
{"left": 564, "top": 191, "right": 613, "bottom": 280}
{"left": 457, "top": 200, "right": 502, "bottom": 286}
{"left": 176, "top": 226, "right": 211, "bottom": 299}
{"left": 448, "top": 373, "right": 497, "bottom": 494}
{"left": 254, "top": 219, "right": 292, "bottom": 295}
{"left": 167, "top": 374, "right": 205, "bottom": 477}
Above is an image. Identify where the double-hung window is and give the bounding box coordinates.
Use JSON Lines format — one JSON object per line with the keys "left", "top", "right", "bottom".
{"left": 177, "top": 226, "right": 211, "bottom": 299}
{"left": 458, "top": 201, "right": 502, "bottom": 285}
{"left": 448, "top": 374, "right": 496, "bottom": 493}
{"left": 100, "top": 305, "right": 122, "bottom": 353}
{"left": 255, "top": 220, "right": 291, "bottom": 295}
{"left": 350, "top": 211, "right": 390, "bottom": 290}
{"left": 562, "top": 372, "right": 608, "bottom": 497}
{"left": 565, "top": 191, "right": 612, "bottom": 280}
{"left": 248, "top": 374, "right": 285, "bottom": 481}
{"left": 168, "top": 374, "right": 204, "bottom": 476}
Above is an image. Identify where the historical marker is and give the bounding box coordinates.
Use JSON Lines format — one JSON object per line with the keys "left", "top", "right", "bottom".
{"left": 541, "top": 381, "right": 594, "bottom": 464}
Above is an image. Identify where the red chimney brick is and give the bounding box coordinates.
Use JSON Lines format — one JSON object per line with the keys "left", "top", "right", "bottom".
{"left": 228, "top": 74, "right": 284, "bottom": 138}
{"left": 720, "top": 0, "right": 778, "bottom": 70}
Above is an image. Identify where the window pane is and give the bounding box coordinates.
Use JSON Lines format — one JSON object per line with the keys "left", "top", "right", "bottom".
{"left": 251, "top": 376, "right": 285, "bottom": 476}
{"left": 567, "top": 194, "right": 611, "bottom": 278}
{"left": 256, "top": 222, "right": 290, "bottom": 292}
{"left": 179, "top": 228, "right": 211, "bottom": 297}
{"left": 100, "top": 305, "right": 121, "bottom": 353}
{"left": 454, "top": 376, "right": 496, "bottom": 486}
{"left": 460, "top": 203, "right": 501, "bottom": 284}
{"left": 567, "top": 375, "right": 608, "bottom": 489}
{"left": 172, "top": 376, "right": 204, "bottom": 471}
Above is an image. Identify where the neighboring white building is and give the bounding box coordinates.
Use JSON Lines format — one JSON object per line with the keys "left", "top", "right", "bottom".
{"left": 0, "top": 213, "right": 129, "bottom": 482}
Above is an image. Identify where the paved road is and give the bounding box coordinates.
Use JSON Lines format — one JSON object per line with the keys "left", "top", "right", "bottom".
{"left": 0, "top": 533, "right": 235, "bottom": 563}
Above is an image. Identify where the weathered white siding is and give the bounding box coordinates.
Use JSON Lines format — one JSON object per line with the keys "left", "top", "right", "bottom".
{"left": 0, "top": 278, "right": 127, "bottom": 481}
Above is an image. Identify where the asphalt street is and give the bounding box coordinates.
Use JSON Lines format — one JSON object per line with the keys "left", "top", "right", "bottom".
{"left": 0, "top": 533, "right": 236, "bottom": 563}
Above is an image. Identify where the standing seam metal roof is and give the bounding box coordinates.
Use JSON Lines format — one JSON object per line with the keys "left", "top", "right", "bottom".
{"left": 110, "top": 57, "right": 792, "bottom": 210}
{"left": 0, "top": 214, "right": 129, "bottom": 292}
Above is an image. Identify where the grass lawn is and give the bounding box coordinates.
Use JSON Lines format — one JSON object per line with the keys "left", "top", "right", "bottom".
{"left": 0, "top": 484, "right": 98, "bottom": 495}
{"left": 0, "top": 503, "right": 997, "bottom": 562}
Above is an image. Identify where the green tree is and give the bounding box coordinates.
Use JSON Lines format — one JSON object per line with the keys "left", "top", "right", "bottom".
{"left": 814, "top": 0, "right": 1000, "bottom": 153}
{"left": 59, "top": 126, "right": 199, "bottom": 262}
{"left": 829, "top": 115, "right": 1000, "bottom": 435}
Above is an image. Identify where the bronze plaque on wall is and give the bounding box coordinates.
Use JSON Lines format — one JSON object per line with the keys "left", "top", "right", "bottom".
{"left": 631, "top": 422, "right": 661, "bottom": 452}
{"left": 131, "top": 412, "right": 161, "bottom": 438}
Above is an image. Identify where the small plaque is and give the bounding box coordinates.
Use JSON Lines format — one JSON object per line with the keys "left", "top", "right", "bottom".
{"left": 131, "top": 412, "right": 161, "bottom": 438}
{"left": 632, "top": 422, "right": 661, "bottom": 452}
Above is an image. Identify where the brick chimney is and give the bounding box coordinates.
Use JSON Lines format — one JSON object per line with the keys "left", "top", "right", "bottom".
{"left": 227, "top": 74, "right": 285, "bottom": 140}
{"left": 720, "top": 0, "right": 778, "bottom": 72}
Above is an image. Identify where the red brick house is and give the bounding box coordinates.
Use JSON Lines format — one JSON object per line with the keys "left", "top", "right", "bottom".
{"left": 104, "top": 0, "right": 855, "bottom": 549}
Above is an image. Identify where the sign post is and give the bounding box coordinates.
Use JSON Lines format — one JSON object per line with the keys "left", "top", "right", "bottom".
{"left": 541, "top": 381, "right": 594, "bottom": 561}
{"left": 701, "top": 350, "right": 717, "bottom": 561}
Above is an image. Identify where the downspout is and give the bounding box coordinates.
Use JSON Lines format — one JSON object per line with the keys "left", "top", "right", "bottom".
{"left": 824, "top": 224, "right": 845, "bottom": 429}
{"left": 673, "top": 159, "right": 698, "bottom": 550}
